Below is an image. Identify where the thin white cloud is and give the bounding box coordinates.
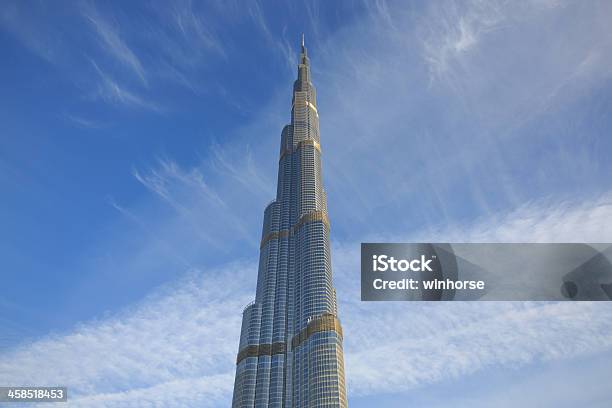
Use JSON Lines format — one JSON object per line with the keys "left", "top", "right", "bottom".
{"left": 90, "top": 60, "right": 162, "bottom": 112}
{"left": 82, "top": 3, "right": 148, "bottom": 85}
{"left": 1, "top": 193, "right": 610, "bottom": 406}
{"left": 243, "top": 0, "right": 296, "bottom": 72}
{"left": 133, "top": 157, "right": 259, "bottom": 248}
{"left": 0, "top": 0, "right": 229, "bottom": 109}
{"left": 342, "top": 301, "right": 612, "bottom": 395}
{"left": 334, "top": 192, "right": 612, "bottom": 395}
{"left": 417, "top": 192, "right": 612, "bottom": 243}
{"left": 420, "top": 0, "right": 507, "bottom": 82}
{"left": 69, "top": 374, "right": 234, "bottom": 408}
{"left": 313, "top": 0, "right": 612, "bottom": 235}
{"left": 209, "top": 143, "right": 275, "bottom": 198}
{"left": 63, "top": 113, "right": 105, "bottom": 129}
{"left": 168, "top": 0, "right": 224, "bottom": 56}
{"left": 0, "top": 1, "right": 64, "bottom": 63}
{"left": 419, "top": 351, "right": 612, "bottom": 408}
{"left": 108, "top": 198, "right": 193, "bottom": 270}
{"left": 0, "top": 264, "right": 255, "bottom": 407}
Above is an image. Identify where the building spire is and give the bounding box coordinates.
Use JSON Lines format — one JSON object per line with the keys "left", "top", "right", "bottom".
{"left": 299, "top": 33, "right": 308, "bottom": 66}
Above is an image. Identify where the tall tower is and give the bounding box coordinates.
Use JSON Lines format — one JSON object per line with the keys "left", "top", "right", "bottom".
{"left": 232, "top": 36, "right": 347, "bottom": 408}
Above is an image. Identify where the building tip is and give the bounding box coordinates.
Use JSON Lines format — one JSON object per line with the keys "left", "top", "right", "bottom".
{"left": 301, "top": 33, "right": 305, "bottom": 48}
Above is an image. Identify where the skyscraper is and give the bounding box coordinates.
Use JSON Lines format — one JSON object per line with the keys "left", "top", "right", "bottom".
{"left": 231, "top": 36, "right": 347, "bottom": 408}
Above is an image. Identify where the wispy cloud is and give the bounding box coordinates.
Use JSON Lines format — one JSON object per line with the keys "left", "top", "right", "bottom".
{"left": 0, "top": 264, "right": 255, "bottom": 407}
{"left": 417, "top": 192, "right": 612, "bottom": 243}
{"left": 81, "top": 3, "right": 148, "bottom": 85}
{"left": 167, "top": 0, "right": 224, "bottom": 56}
{"left": 312, "top": 0, "right": 612, "bottom": 237}
{"left": 1, "top": 192, "right": 611, "bottom": 406}
{"left": 0, "top": 1, "right": 64, "bottom": 63}
{"left": 343, "top": 301, "right": 612, "bottom": 395}
{"left": 133, "top": 157, "right": 258, "bottom": 248}
{"left": 0, "top": 0, "right": 232, "bottom": 110}
{"left": 63, "top": 113, "right": 106, "bottom": 129}
{"left": 108, "top": 198, "right": 193, "bottom": 270}
{"left": 90, "top": 60, "right": 162, "bottom": 112}
{"left": 134, "top": 159, "right": 227, "bottom": 210}
{"left": 421, "top": 351, "right": 612, "bottom": 408}
{"left": 208, "top": 143, "right": 275, "bottom": 198}
{"left": 419, "top": 0, "right": 508, "bottom": 83}
{"left": 70, "top": 374, "right": 234, "bottom": 407}
{"left": 334, "top": 192, "right": 612, "bottom": 395}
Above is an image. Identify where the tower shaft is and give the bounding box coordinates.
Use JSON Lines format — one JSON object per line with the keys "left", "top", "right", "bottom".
{"left": 231, "top": 38, "right": 347, "bottom": 408}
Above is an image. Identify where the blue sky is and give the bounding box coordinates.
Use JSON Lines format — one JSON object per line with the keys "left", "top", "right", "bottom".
{"left": 1, "top": 0, "right": 612, "bottom": 406}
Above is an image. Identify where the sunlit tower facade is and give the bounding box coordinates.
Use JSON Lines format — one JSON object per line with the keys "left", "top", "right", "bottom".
{"left": 231, "top": 36, "right": 347, "bottom": 408}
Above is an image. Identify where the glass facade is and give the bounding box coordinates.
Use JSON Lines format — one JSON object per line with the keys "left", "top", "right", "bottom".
{"left": 231, "top": 38, "right": 347, "bottom": 408}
